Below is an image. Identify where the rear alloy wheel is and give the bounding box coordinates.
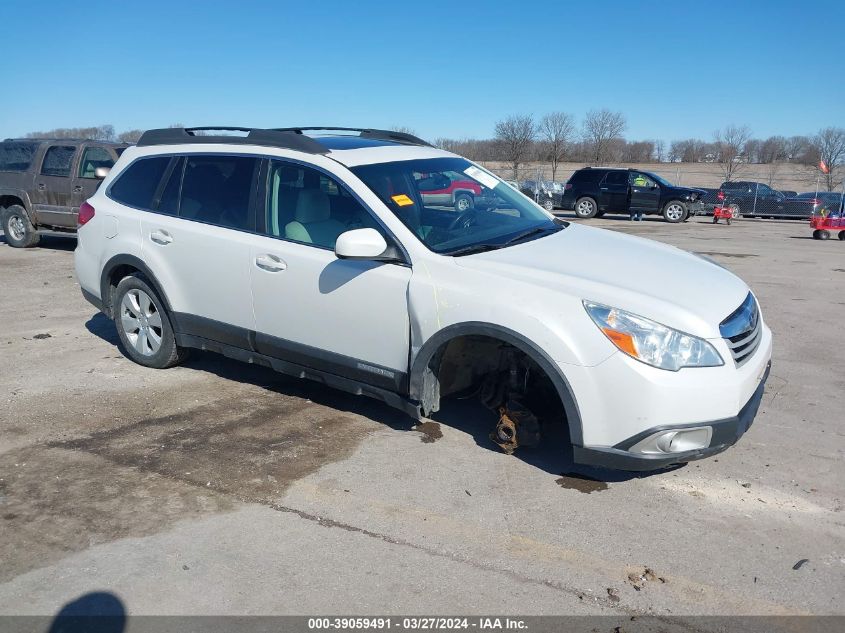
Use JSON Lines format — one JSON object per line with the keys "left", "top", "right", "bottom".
{"left": 574, "top": 197, "right": 598, "bottom": 219}
{"left": 542, "top": 198, "right": 554, "bottom": 212}
{"left": 662, "top": 201, "right": 687, "bottom": 223}
{"left": 2, "top": 205, "right": 40, "bottom": 248}
{"left": 454, "top": 193, "right": 474, "bottom": 213}
{"left": 113, "top": 274, "right": 188, "bottom": 369}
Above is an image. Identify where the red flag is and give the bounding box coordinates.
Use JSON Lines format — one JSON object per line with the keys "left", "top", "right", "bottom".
{"left": 819, "top": 160, "right": 830, "bottom": 174}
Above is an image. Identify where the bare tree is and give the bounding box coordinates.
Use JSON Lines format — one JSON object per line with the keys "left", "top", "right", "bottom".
{"left": 494, "top": 114, "right": 536, "bottom": 179}
{"left": 26, "top": 124, "right": 115, "bottom": 141}
{"left": 654, "top": 139, "right": 666, "bottom": 163}
{"left": 582, "top": 109, "right": 626, "bottom": 164}
{"left": 538, "top": 112, "right": 575, "bottom": 180}
{"left": 713, "top": 125, "right": 752, "bottom": 181}
{"left": 390, "top": 126, "right": 417, "bottom": 136}
{"left": 117, "top": 129, "right": 145, "bottom": 143}
{"left": 813, "top": 127, "right": 845, "bottom": 190}
{"left": 759, "top": 136, "right": 787, "bottom": 163}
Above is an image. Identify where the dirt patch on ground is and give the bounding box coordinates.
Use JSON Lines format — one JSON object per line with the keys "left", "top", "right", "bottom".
{"left": 413, "top": 421, "right": 443, "bottom": 444}
{"left": 0, "top": 394, "right": 376, "bottom": 582}
{"left": 555, "top": 473, "right": 608, "bottom": 494}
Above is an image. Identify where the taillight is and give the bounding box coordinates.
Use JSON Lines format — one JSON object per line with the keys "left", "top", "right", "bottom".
{"left": 564, "top": 183, "right": 572, "bottom": 190}
{"left": 78, "top": 202, "right": 95, "bottom": 227}
{"left": 717, "top": 191, "right": 725, "bottom": 201}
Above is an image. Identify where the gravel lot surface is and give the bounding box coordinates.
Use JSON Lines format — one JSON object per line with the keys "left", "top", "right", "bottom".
{"left": 0, "top": 216, "right": 842, "bottom": 620}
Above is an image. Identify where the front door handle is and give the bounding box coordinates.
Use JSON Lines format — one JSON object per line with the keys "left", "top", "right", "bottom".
{"left": 255, "top": 254, "right": 286, "bottom": 272}
{"left": 73, "top": 185, "right": 83, "bottom": 193}
{"left": 37, "top": 183, "right": 46, "bottom": 191}
{"left": 149, "top": 230, "right": 173, "bottom": 245}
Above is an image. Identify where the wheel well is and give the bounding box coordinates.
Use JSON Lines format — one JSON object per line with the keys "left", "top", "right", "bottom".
{"left": 103, "top": 264, "right": 139, "bottom": 317}
{"left": 101, "top": 258, "right": 171, "bottom": 319}
{"left": 0, "top": 195, "right": 25, "bottom": 211}
{"left": 420, "top": 334, "right": 568, "bottom": 434}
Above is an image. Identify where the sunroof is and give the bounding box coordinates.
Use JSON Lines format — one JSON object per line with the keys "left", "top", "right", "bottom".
{"left": 314, "top": 135, "right": 403, "bottom": 150}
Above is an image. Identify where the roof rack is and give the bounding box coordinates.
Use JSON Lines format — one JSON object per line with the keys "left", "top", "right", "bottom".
{"left": 136, "top": 127, "right": 329, "bottom": 154}
{"left": 272, "top": 127, "right": 433, "bottom": 147}
{"left": 135, "top": 126, "right": 432, "bottom": 152}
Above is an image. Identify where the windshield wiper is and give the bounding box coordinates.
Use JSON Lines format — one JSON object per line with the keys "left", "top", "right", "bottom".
{"left": 502, "top": 225, "right": 560, "bottom": 246}
{"left": 445, "top": 243, "right": 504, "bottom": 257}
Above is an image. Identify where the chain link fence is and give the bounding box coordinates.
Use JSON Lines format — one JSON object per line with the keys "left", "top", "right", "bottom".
{"left": 479, "top": 161, "right": 844, "bottom": 198}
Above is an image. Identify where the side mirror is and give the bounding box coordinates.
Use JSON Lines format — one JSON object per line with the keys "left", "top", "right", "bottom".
{"left": 335, "top": 228, "right": 395, "bottom": 261}
{"left": 94, "top": 167, "right": 111, "bottom": 180}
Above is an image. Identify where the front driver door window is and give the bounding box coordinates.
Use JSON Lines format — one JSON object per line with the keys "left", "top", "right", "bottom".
{"left": 249, "top": 159, "right": 412, "bottom": 389}
{"left": 71, "top": 146, "right": 117, "bottom": 211}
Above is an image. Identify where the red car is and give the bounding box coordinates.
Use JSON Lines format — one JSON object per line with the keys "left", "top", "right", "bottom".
{"left": 418, "top": 171, "right": 485, "bottom": 211}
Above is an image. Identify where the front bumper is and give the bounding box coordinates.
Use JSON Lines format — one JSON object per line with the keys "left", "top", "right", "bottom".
{"left": 574, "top": 362, "right": 770, "bottom": 471}
{"left": 687, "top": 200, "right": 706, "bottom": 216}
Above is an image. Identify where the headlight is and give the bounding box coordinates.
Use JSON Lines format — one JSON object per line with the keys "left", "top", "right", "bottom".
{"left": 583, "top": 301, "right": 723, "bottom": 371}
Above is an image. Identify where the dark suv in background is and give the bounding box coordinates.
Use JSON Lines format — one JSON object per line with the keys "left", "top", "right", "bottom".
{"left": 560, "top": 167, "right": 707, "bottom": 223}
{"left": 0, "top": 138, "right": 127, "bottom": 247}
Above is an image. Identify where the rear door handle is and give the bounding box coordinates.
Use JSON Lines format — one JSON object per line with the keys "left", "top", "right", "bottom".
{"left": 73, "top": 185, "right": 83, "bottom": 193}
{"left": 37, "top": 183, "right": 46, "bottom": 191}
{"left": 149, "top": 230, "right": 173, "bottom": 245}
{"left": 255, "top": 254, "right": 286, "bottom": 272}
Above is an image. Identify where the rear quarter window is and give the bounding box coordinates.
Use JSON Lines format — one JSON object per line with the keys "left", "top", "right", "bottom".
{"left": 570, "top": 169, "right": 603, "bottom": 184}
{"left": 0, "top": 142, "right": 38, "bottom": 171}
{"left": 108, "top": 157, "right": 171, "bottom": 210}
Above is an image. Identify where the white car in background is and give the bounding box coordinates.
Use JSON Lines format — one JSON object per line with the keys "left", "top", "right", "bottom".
{"left": 74, "top": 126, "right": 772, "bottom": 471}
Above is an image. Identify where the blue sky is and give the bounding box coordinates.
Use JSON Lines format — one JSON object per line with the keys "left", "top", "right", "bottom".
{"left": 2, "top": 0, "right": 843, "bottom": 143}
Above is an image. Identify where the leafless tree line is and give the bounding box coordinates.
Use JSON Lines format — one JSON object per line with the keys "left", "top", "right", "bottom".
{"left": 22, "top": 119, "right": 845, "bottom": 189}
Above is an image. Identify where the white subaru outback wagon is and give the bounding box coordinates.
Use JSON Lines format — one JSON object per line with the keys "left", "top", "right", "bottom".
{"left": 74, "top": 126, "right": 772, "bottom": 471}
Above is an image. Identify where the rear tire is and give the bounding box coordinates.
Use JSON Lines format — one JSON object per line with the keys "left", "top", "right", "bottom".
{"left": 662, "top": 200, "right": 687, "bottom": 223}
{"left": 113, "top": 274, "right": 189, "bottom": 369}
{"left": 838, "top": 231, "right": 845, "bottom": 241}
{"left": 2, "top": 205, "right": 40, "bottom": 248}
{"left": 574, "top": 197, "right": 598, "bottom": 219}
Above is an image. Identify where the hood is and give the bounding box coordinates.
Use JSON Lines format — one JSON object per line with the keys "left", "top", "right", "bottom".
{"left": 454, "top": 224, "right": 750, "bottom": 338}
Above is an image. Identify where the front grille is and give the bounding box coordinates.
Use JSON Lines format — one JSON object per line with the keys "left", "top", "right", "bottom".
{"left": 720, "top": 293, "right": 761, "bottom": 367}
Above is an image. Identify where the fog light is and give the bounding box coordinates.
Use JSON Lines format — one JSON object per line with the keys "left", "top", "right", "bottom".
{"left": 629, "top": 427, "right": 712, "bottom": 455}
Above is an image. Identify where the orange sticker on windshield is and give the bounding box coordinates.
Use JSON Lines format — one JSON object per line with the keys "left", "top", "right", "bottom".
{"left": 391, "top": 194, "right": 414, "bottom": 206}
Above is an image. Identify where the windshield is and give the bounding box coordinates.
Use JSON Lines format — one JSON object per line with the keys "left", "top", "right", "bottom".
{"left": 351, "top": 157, "right": 561, "bottom": 255}
{"left": 647, "top": 172, "right": 674, "bottom": 188}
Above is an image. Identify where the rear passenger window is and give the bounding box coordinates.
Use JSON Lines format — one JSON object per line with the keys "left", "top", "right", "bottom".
{"left": 41, "top": 146, "right": 77, "bottom": 177}
{"left": 179, "top": 155, "right": 259, "bottom": 231}
{"left": 0, "top": 142, "right": 38, "bottom": 171}
{"left": 109, "top": 157, "right": 171, "bottom": 209}
{"left": 156, "top": 158, "right": 184, "bottom": 216}
{"left": 603, "top": 171, "right": 627, "bottom": 186}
